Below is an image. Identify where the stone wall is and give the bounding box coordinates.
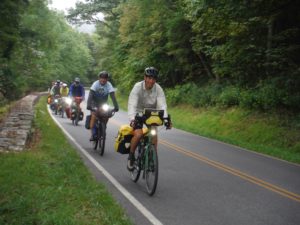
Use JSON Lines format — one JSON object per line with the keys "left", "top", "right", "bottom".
{"left": 0, "top": 94, "right": 41, "bottom": 152}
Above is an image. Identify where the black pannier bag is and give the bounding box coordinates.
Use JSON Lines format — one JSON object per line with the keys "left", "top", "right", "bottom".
{"left": 85, "top": 115, "right": 91, "bottom": 129}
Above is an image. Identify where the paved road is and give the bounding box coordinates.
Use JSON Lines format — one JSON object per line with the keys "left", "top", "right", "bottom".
{"left": 48, "top": 95, "right": 300, "bottom": 225}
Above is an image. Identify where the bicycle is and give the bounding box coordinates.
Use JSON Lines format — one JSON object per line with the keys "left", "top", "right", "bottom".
{"left": 130, "top": 108, "right": 171, "bottom": 196}
{"left": 70, "top": 97, "right": 83, "bottom": 126}
{"left": 59, "top": 97, "right": 72, "bottom": 118}
{"left": 50, "top": 94, "right": 61, "bottom": 115}
{"left": 91, "top": 104, "right": 115, "bottom": 156}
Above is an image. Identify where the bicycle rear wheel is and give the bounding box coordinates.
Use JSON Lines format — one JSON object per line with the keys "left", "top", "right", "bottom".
{"left": 131, "top": 144, "right": 142, "bottom": 182}
{"left": 99, "top": 122, "right": 106, "bottom": 156}
{"left": 145, "top": 144, "right": 158, "bottom": 196}
{"left": 75, "top": 112, "right": 79, "bottom": 126}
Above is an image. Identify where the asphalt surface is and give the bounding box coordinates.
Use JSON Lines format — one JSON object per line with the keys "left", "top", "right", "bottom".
{"left": 48, "top": 95, "right": 300, "bottom": 225}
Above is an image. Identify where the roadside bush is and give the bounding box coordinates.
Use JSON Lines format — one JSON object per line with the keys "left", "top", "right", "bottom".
{"left": 165, "top": 82, "right": 222, "bottom": 108}
{"left": 239, "top": 80, "right": 286, "bottom": 111}
{"left": 239, "top": 89, "right": 259, "bottom": 109}
{"left": 216, "top": 86, "right": 240, "bottom": 107}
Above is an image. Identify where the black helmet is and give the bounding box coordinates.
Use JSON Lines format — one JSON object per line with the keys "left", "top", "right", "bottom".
{"left": 144, "top": 67, "right": 158, "bottom": 79}
{"left": 98, "top": 71, "right": 109, "bottom": 79}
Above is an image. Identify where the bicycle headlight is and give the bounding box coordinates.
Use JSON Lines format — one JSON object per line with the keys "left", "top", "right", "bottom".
{"left": 54, "top": 99, "right": 58, "bottom": 103}
{"left": 102, "top": 104, "right": 109, "bottom": 111}
{"left": 65, "top": 97, "right": 72, "bottom": 105}
{"left": 150, "top": 129, "right": 156, "bottom": 136}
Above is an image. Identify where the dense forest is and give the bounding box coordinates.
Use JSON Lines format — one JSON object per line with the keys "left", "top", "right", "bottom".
{"left": 1, "top": 0, "right": 300, "bottom": 113}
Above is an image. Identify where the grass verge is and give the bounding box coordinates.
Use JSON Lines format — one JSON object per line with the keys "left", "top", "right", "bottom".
{"left": 0, "top": 96, "right": 132, "bottom": 225}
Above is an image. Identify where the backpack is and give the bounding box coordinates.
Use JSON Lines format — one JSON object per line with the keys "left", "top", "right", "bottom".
{"left": 114, "top": 125, "right": 133, "bottom": 154}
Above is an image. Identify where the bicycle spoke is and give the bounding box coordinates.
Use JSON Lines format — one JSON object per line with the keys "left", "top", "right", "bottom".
{"left": 145, "top": 145, "right": 158, "bottom": 196}
{"left": 99, "top": 122, "right": 106, "bottom": 156}
{"left": 130, "top": 145, "right": 142, "bottom": 182}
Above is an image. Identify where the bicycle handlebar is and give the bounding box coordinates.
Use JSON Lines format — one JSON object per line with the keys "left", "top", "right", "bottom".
{"left": 134, "top": 113, "right": 172, "bottom": 129}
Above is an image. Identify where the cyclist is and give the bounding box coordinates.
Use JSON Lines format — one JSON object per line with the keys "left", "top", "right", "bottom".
{"left": 87, "top": 71, "right": 119, "bottom": 141}
{"left": 60, "top": 83, "right": 69, "bottom": 97}
{"left": 69, "top": 77, "right": 85, "bottom": 121}
{"left": 127, "top": 66, "right": 172, "bottom": 171}
{"left": 50, "top": 80, "right": 61, "bottom": 97}
{"left": 69, "top": 77, "right": 85, "bottom": 100}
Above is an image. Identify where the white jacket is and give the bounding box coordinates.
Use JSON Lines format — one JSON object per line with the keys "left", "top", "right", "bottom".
{"left": 128, "top": 81, "right": 168, "bottom": 120}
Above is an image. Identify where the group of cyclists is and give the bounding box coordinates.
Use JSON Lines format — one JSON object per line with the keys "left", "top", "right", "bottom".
{"left": 49, "top": 67, "right": 172, "bottom": 171}
{"left": 49, "top": 77, "right": 85, "bottom": 100}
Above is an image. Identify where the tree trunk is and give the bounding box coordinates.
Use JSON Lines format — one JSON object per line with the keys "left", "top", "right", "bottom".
{"left": 197, "top": 51, "right": 219, "bottom": 82}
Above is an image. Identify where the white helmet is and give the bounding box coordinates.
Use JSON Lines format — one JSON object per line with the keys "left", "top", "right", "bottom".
{"left": 62, "top": 83, "right": 67, "bottom": 87}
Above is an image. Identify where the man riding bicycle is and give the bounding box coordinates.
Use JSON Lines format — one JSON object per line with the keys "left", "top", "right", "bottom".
{"left": 127, "top": 66, "right": 172, "bottom": 171}
{"left": 87, "top": 71, "right": 119, "bottom": 141}
{"left": 69, "top": 77, "right": 85, "bottom": 121}
{"left": 69, "top": 77, "right": 85, "bottom": 100}
{"left": 50, "top": 80, "right": 61, "bottom": 97}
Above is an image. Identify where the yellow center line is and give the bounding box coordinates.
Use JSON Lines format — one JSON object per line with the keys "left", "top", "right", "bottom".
{"left": 159, "top": 139, "right": 300, "bottom": 203}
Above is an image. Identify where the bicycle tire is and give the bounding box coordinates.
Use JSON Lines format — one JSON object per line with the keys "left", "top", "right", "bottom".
{"left": 131, "top": 144, "right": 142, "bottom": 182}
{"left": 61, "top": 107, "right": 64, "bottom": 118}
{"left": 99, "top": 122, "right": 106, "bottom": 156}
{"left": 145, "top": 144, "right": 158, "bottom": 196}
{"left": 92, "top": 138, "right": 98, "bottom": 150}
{"left": 75, "top": 112, "right": 79, "bottom": 126}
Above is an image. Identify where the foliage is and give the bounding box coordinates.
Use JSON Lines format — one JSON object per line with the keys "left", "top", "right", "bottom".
{"left": 0, "top": 0, "right": 93, "bottom": 104}
{"left": 1, "top": 0, "right": 300, "bottom": 113}
{"left": 67, "top": 0, "right": 300, "bottom": 112}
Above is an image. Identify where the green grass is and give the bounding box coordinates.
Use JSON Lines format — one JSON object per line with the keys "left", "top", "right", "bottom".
{"left": 116, "top": 92, "right": 300, "bottom": 164}
{"left": 169, "top": 105, "right": 300, "bottom": 164}
{"left": 0, "top": 96, "right": 132, "bottom": 225}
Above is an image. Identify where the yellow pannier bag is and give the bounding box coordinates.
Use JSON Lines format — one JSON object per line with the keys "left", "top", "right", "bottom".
{"left": 114, "top": 125, "right": 133, "bottom": 154}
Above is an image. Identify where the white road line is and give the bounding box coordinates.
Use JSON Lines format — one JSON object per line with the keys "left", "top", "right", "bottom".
{"left": 47, "top": 107, "right": 163, "bottom": 225}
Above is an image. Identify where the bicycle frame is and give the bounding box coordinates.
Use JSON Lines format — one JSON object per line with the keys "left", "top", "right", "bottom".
{"left": 140, "top": 126, "right": 157, "bottom": 178}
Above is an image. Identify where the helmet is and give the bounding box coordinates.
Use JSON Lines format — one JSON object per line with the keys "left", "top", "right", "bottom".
{"left": 62, "top": 83, "right": 67, "bottom": 87}
{"left": 56, "top": 80, "right": 60, "bottom": 85}
{"left": 74, "top": 77, "right": 80, "bottom": 82}
{"left": 98, "top": 71, "right": 109, "bottom": 79}
{"left": 144, "top": 67, "right": 158, "bottom": 79}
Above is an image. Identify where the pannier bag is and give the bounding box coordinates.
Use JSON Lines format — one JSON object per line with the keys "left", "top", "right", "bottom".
{"left": 79, "top": 111, "right": 84, "bottom": 121}
{"left": 85, "top": 115, "right": 91, "bottom": 129}
{"left": 114, "top": 125, "right": 134, "bottom": 154}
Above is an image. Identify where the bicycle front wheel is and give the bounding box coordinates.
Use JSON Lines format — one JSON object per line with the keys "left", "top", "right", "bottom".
{"left": 92, "top": 125, "right": 98, "bottom": 150}
{"left": 75, "top": 112, "right": 79, "bottom": 126}
{"left": 145, "top": 144, "right": 158, "bottom": 196}
{"left": 131, "top": 144, "right": 142, "bottom": 182}
{"left": 99, "top": 122, "right": 106, "bottom": 156}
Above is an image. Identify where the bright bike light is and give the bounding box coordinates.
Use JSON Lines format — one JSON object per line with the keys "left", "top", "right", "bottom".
{"left": 54, "top": 99, "right": 58, "bottom": 103}
{"left": 102, "top": 104, "right": 109, "bottom": 111}
{"left": 150, "top": 129, "right": 156, "bottom": 136}
{"left": 65, "top": 97, "right": 72, "bottom": 105}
